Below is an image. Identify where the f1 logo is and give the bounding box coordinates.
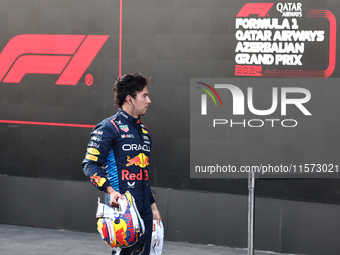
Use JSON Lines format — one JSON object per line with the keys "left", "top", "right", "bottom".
{"left": 237, "top": 3, "right": 274, "bottom": 17}
{"left": 0, "top": 34, "right": 109, "bottom": 85}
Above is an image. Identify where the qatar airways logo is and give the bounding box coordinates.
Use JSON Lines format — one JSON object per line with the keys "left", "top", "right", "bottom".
{"left": 0, "top": 34, "right": 109, "bottom": 85}
{"left": 197, "top": 83, "right": 311, "bottom": 128}
{"left": 277, "top": 2, "right": 302, "bottom": 17}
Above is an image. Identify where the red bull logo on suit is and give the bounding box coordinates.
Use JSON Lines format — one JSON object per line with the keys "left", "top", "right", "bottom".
{"left": 126, "top": 153, "right": 149, "bottom": 168}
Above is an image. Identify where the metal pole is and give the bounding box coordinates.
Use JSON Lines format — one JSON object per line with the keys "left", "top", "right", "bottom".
{"left": 247, "top": 171, "right": 255, "bottom": 255}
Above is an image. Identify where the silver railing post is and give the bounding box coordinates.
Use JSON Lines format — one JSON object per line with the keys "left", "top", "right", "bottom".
{"left": 247, "top": 171, "right": 255, "bottom": 255}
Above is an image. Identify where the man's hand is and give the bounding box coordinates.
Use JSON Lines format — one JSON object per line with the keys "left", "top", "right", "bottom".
{"left": 106, "top": 186, "right": 123, "bottom": 208}
{"left": 151, "top": 202, "right": 162, "bottom": 225}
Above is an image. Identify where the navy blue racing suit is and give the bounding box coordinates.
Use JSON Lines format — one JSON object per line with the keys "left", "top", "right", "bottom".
{"left": 82, "top": 109, "right": 154, "bottom": 255}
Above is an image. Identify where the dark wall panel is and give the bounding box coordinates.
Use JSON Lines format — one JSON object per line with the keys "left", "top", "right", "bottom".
{"left": 1, "top": 175, "right": 339, "bottom": 255}
{"left": 0, "top": 175, "right": 102, "bottom": 232}
{"left": 0, "top": 0, "right": 340, "bottom": 206}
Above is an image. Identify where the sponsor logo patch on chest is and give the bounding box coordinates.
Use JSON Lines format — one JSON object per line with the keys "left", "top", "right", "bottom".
{"left": 119, "top": 125, "right": 129, "bottom": 132}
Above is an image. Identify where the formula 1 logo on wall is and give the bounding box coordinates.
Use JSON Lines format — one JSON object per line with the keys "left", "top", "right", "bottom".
{"left": 234, "top": 2, "right": 336, "bottom": 78}
{"left": 0, "top": 34, "right": 109, "bottom": 85}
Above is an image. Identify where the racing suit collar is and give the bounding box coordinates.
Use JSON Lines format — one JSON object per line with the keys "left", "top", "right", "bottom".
{"left": 118, "top": 109, "right": 141, "bottom": 126}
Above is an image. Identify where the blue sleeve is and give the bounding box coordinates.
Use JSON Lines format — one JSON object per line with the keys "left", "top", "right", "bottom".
{"left": 82, "top": 119, "right": 117, "bottom": 193}
{"left": 146, "top": 127, "right": 155, "bottom": 204}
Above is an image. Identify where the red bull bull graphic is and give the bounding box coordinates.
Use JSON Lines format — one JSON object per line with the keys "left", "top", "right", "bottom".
{"left": 126, "top": 153, "right": 149, "bottom": 168}
{"left": 115, "top": 225, "right": 129, "bottom": 247}
{"left": 90, "top": 173, "right": 107, "bottom": 187}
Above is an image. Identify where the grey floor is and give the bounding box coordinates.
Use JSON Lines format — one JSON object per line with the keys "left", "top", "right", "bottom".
{"left": 0, "top": 224, "right": 296, "bottom": 255}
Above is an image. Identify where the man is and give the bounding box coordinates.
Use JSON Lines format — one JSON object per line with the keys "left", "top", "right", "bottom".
{"left": 82, "top": 73, "right": 161, "bottom": 255}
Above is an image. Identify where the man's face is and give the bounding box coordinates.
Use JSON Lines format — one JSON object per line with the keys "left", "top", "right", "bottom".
{"left": 131, "top": 86, "right": 151, "bottom": 117}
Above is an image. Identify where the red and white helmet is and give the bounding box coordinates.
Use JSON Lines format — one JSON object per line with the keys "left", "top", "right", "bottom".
{"left": 96, "top": 191, "right": 145, "bottom": 249}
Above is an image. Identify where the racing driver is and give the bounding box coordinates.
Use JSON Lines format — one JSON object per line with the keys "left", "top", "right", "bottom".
{"left": 82, "top": 73, "right": 162, "bottom": 254}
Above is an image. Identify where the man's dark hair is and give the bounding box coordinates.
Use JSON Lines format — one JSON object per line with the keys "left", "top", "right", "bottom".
{"left": 113, "top": 73, "right": 150, "bottom": 108}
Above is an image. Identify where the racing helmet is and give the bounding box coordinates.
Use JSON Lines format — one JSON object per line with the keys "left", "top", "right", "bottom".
{"left": 96, "top": 191, "right": 145, "bottom": 249}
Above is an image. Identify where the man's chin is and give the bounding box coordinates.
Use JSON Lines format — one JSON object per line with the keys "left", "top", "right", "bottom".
{"left": 139, "top": 111, "right": 146, "bottom": 117}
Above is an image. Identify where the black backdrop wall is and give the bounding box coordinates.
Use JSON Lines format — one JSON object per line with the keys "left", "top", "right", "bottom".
{"left": 1, "top": 1, "right": 340, "bottom": 254}
{"left": 1, "top": 0, "right": 340, "bottom": 204}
